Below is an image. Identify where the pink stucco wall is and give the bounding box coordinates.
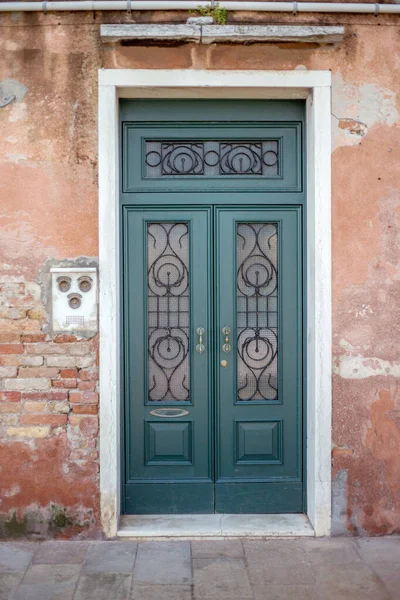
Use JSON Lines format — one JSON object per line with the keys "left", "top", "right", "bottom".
{"left": 1, "top": 9, "right": 400, "bottom": 536}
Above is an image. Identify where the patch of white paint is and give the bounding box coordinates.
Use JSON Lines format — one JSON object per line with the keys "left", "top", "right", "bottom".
{"left": 354, "top": 304, "right": 373, "bottom": 319}
{"left": 69, "top": 102, "right": 79, "bottom": 143}
{"left": 25, "top": 282, "right": 42, "bottom": 302}
{"left": 339, "top": 338, "right": 356, "bottom": 351}
{"left": 0, "top": 79, "right": 28, "bottom": 105}
{"left": 332, "top": 73, "right": 399, "bottom": 149}
{"left": 334, "top": 355, "right": 400, "bottom": 379}
{"left": 2, "top": 40, "right": 19, "bottom": 51}
{"left": 4, "top": 485, "right": 20, "bottom": 498}
{"left": 8, "top": 102, "right": 27, "bottom": 123}
{"left": 6, "top": 153, "right": 26, "bottom": 163}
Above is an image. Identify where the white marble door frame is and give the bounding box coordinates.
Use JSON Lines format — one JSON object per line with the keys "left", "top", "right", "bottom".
{"left": 98, "top": 69, "right": 332, "bottom": 537}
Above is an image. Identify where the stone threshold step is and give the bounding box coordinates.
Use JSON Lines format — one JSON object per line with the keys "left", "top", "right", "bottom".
{"left": 118, "top": 513, "right": 314, "bottom": 538}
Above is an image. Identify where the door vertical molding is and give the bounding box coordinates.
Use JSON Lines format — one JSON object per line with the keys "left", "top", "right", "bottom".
{"left": 306, "top": 87, "right": 332, "bottom": 536}
{"left": 98, "top": 69, "right": 332, "bottom": 538}
{"left": 98, "top": 84, "right": 120, "bottom": 538}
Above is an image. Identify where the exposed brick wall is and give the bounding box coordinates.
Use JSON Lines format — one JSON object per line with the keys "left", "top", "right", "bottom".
{"left": 0, "top": 279, "right": 100, "bottom": 538}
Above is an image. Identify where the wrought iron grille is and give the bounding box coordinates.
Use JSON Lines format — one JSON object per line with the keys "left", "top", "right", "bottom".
{"left": 145, "top": 140, "right": 279, "bottom": 177}
{"left": 237, "top": 223, "right": 278, "bottom": 401}
{"left": 147, "top": 223, "right": 190, "bottom": 402}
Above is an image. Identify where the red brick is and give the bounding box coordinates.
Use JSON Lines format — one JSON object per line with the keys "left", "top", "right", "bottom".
{"left": 25, "top": 343, "right": 67, "bottom": 355}
{"left": 20, "top": 414, "right": 68, "bottom": 426}
{"left": 79, "top": 416, "right": 98, "bottom": 436}
{"left": 52, "top": 379, "right": 77, "bottom": 389}
{"left": 78, "top": 368, "right": 98, "bottom": 381}
{"left": 0, "top": 392, "right": 21, "bottom": 402}
{"left": 68, "top": 415, "right": 84, "bottom": 426}
{"left": 21, "top": 391, "right": 68, "bottom": 401}
{"left": 54, "top": 334, "right": 78, "bottom": 343}
{"left": 0, "top": 344, "right": 24, "bottom": 355}
{"left": 70, "top": 450, "right": 99, "bottom": 461}
{"left": 71, "top": 404, "right": 98, "bottom": 415}
{"left": 69, "top": 391, "right": 98, "bottom": 404}
{"left": 21, "top": 334, "right": 47, "bottom": 343}
{"left": 60, "top": 369, "right": 78, "bottom": 378}
{"left": 332, "top": 447, "right": 354, "bottom": 457}
{"left": 85, "top": 439, "right": 97, "bottom": 448}
{"left": 0, "top": 402, "right": 22, "bottom": 414}
{"left": 23, "top": 401, "right": 47, "bottom": 414}
{"left": 18, "top": 367, "right": 59, "bottom": 378}
{"left": 78, "top": 381, "right": 96, "bottom": 391}
{"left": 0, "top": 334, "right": 20, "bottom": 343}
{"left": 68, "top": 415, "right": 98, "bottom": 436}
{"left": 0, "top": 356, "right": 20, "bottom": 367}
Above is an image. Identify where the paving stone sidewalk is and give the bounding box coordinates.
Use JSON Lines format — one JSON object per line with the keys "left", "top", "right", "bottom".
{"left": 0, "top": 536, "right": 400, "bottom": 599}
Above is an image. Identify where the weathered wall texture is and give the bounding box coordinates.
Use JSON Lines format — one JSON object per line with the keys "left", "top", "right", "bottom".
{"left": 0, "top": 9, "right": 400, "bottom": 537}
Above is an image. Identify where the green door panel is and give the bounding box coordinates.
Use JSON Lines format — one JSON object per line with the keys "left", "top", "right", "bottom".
{"left": 120, "top": 99, "right": 305, "bottom": 123}
{"left": 122, "top": 124, "right": 301, "bottom": 193}
{"left": 120, "top": 99, "right": 305, "bottom": 197}
{"left": 215, "top": 483, "right": 303, "bottom": 514}
{"left": 214, "top": 208, "right": 303, "bottom": 513}
{"left": 121, "top": 192, "right": 304, "bottom": 207}
{"left": 123, "top": 207, "right": 214, "bottom": 514}
{"left": 126, "top": 483, "right": 214, "bottom": 515}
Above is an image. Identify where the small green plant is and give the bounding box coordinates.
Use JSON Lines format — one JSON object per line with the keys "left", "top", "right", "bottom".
{"left": 51, "top": 504, "right": 69, "bottom": 529}
{"left": 190, "top": 2, "right": 228, "bottom": 25}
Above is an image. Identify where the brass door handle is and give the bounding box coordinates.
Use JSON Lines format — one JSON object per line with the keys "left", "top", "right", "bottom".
{"left": 196, "top": 327, "right": 205, "bottom": 354}
{"left": 222, "top": 326, "right": 231, "bottom": 353}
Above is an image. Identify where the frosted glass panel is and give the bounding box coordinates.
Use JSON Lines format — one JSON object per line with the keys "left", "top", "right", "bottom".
{"left": 237, "top": 223, "right": 278, "bottom": 401}
{"left": 147, "top": 223, "right": 190, "bottom": 402}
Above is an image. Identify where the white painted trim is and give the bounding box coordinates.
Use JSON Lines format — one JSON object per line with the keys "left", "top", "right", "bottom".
{"left": 306, "top": 87, "right": 332, "bottom": 537}
{"left": 99, "top": 68, "right": 331, "bottom": 91}
{"left": 98, "top": 69, "right": 332, "bottom": 538}
{"left": 98, "top": 84, "right": 120, "bottom": 538}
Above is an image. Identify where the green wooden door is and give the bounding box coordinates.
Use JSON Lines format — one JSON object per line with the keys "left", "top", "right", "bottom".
{"left": 123, "top": 208, "right": 214, "bottom": 513}
{"left": 215, "top": 208, "right": 303, "bottom": 513}
{"left": 121, "top": 99, "right": 305, "bottom": 515}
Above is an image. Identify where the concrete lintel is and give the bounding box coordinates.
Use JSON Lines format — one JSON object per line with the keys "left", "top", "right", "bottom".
{"left": 100, "top": 23, "right": 344, "bottom": 45}
{"left": 100, "top": 23, "right": 201, "bottom": 43}
{"left": 201, "top": 24, "right": 345, "bottom": 44}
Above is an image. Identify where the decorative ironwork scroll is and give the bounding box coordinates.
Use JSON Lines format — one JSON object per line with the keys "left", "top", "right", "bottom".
{"left": 237, "top": 223, "right": 278, "bottom": 401}
{"left": 147, "top": 223, "right": 190, "bottom": 402}
{"left": 145, "top": 140, "right": 279, "bottom": 177}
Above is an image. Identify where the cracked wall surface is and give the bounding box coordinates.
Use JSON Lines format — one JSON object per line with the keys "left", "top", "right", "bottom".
{"left": 1, "top": 10, "right": 400, "bottom": 536}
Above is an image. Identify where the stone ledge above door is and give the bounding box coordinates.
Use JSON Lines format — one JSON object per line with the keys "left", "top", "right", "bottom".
{"left": 100, "top": 23, "right": 345, "bottom": 45}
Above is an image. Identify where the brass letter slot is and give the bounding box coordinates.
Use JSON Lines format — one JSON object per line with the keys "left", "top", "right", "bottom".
{"left": 149, "top": 408, "right": 189, "bottom": 418}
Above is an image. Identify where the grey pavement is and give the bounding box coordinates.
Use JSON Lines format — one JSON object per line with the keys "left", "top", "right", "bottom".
{"left": 0, "top": 537, "right": 399, "bottom": 599}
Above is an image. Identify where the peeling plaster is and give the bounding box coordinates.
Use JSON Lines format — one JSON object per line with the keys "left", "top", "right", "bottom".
{"left": 331, "top": 470, "right": 348, "bottom": 536}
{"left": 334, "top": 355, "right": 400, "bottom": 379}
{"left": 332, "top": 73, "right": 399, "bottom": 149}
{"left": 0, "top": 79, "right": 28, "bottom": 108}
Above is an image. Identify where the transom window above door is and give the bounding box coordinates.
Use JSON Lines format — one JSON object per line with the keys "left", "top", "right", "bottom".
{"left": 144, "top": 140, "right": 279, "bottom": 177}
{"left": 121, "top": 122, "right": 302, "bottom": 193}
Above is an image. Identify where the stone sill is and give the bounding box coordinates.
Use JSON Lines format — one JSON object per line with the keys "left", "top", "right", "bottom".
{"left": 100, "top": 24, "right": 345, "bottom": 45}
{"left": 118, "top": 513, "right": 315, "bottom": 538}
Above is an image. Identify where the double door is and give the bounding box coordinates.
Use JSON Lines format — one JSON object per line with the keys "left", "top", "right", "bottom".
{"left": 123, "top": 205, "right": 303, "bottom": 514}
